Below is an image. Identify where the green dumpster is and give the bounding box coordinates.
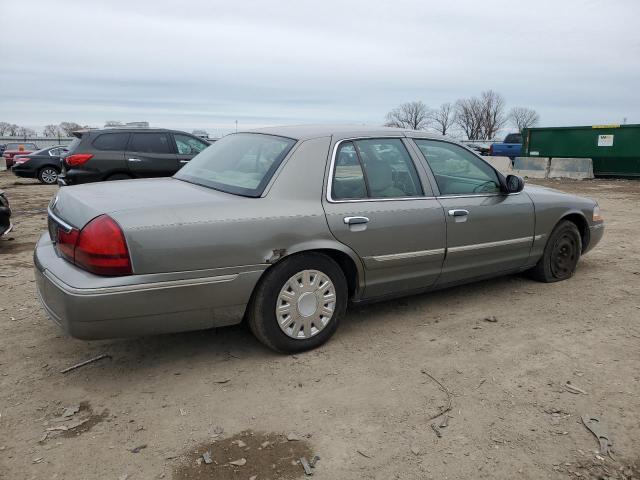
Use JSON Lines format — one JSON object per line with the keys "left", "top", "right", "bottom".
{"left": 522, "top": 124, "right": 640, "bottom": 177}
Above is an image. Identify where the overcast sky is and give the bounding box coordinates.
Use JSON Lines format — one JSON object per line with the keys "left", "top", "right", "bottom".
{"left": 1, "top": 0, "right": 638, "bottom": 136}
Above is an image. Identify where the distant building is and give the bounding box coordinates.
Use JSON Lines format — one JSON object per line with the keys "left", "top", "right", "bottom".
{"left": 126, "top": 121, "right": 149, "bottom": 128}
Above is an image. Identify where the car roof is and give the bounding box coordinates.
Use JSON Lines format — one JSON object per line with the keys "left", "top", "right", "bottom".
{"left": 95, "top": 128, "right": 196, "bottom": 134}
{"left": 244, "top": 124, "right": 449, "bottom": 141}
{"left": 74, "top": 128, "right": 201, "bottom": 137}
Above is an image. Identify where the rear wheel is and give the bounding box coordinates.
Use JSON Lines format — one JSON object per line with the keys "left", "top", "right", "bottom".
{"left": 248, "top": 253, "right": 347, "bottom": 353}
{"left": 38, "top": 166, "right": 60, "bottom": 185}
{"left": 529, "top": 220, "right": 581, "bottom": 282}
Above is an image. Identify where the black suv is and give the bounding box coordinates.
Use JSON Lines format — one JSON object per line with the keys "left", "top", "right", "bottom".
{"left": 58, "top": 128, "right": 210, "bottom": 185}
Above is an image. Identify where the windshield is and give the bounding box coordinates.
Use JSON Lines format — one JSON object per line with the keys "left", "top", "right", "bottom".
{"left": 175, "top": 133, "right": 297, "bottom": 197}
{"left": 6, "top": 143, "right": 37, "bottom": 150}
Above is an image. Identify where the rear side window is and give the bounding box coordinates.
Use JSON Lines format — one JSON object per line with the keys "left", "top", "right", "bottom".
{"left": 504, "top": 133, "right": 522, "bottom": 143}
{"left": 129, "top": 133, "right": 173, "bottom": 154}
{"left": 331, "top": 138, "right": 423, "bottom": 200}
{"left": 332, "top": 142, "right": 367, "bottom": 200}
{"left": 174, "top": 134, "right": 209, "bottom": 155}
{"left": 92, "top": 133, "right": 130, "bottom": 151}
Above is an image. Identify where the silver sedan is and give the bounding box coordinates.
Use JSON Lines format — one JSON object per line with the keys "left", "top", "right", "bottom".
{"left": 35, "top": 125, "right": 604, "bottom": 352}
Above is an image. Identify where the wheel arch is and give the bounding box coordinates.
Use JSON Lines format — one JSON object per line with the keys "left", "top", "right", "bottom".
{"left": 37, "top": 164, "right": 61, "bottom": 183}
{"left": 259, "top": 241, "right": 365, "bottom": 301}
{"left": 558, "top": 211, "right": 590, "bottom": 252}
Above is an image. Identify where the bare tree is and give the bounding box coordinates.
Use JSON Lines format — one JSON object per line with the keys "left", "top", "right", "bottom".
{"left": 384, "top": 101, "right": 432, "bottom": 130}
{"left": 4, "top": 123, "right": 21, "bottom": 136}
{"left": 16, "top": 126, "right": 36, "bottom": 137}
{"left": 454, "top": 90, "right": 507, "bottom": 140}
{"left": 431, "top": 102, "right": 455, "bottom": 135}
{"left": 59, "top": 122, "right": 83, "bottom": 136}
{"left": 43, "top": 124, "right": 63, "bottom": 137}
{"left": 454, "top": 97, "right": 483, "bottom": 139}
{"left": 0, "top": 122, "right": 12, "bottom": 135}
{"left": 479, "top": 90, "right": 507, "bottom": 139}
{"left": 509, "top": 107, "right": 539, "bottom": 132}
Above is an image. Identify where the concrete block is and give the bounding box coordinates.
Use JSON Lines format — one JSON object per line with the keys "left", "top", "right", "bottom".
{"left": 0, "top": 157, "right": 6, "bottom": 171}
{"left": 513, "top": 157, "right": 550, "bottom": 178}
{"left": 548, "top": 158, "right": 594, "bottom": 180}
{"left": 482, "top": 156, "right": 513, "bottom": 175}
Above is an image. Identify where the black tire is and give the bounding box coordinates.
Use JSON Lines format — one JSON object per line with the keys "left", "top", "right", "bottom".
{"left": 247, "top": 252, "right": 348, "bottom": 353}
{"left": 38, "top": 166, "right": 60, "bottom": 185}
{"left": 529, "top": 220, "right": 582, "bottom": 282}
{"left": 106, "top": 173, "right": 132, "bottom": 181}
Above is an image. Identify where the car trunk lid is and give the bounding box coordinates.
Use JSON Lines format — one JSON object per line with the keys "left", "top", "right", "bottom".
{"left": 49, "top": 177, "right": 240, "bottom": 230}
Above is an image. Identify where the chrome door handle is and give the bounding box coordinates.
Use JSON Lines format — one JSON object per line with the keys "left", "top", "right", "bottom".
{"left": 179, "top": 159, "right": 189, "bottom": 164}
{"left": 343, "top": 216, "right": 369, "bottom": 225}
{"left": 128, "top": 158, "right": 142, "bottom": 162}
{"left": 448, "top": 209, "right": 469, "bottom": 217}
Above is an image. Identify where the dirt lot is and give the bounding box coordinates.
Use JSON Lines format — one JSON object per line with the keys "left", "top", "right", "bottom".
{"left": 1, "top": 171, "right": 639, "bottom": 480}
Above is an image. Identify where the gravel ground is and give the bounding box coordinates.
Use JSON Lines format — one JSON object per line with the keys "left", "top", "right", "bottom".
{"left": 0, "top": 171, "right": 638, "bottom": 480}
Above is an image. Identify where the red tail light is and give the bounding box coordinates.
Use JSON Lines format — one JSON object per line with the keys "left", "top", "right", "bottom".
{"left": 54, "top": 215, "right": 132, "bottom": 276}
{"left": 66, "top": 153, "right": 94, "bottom": 167}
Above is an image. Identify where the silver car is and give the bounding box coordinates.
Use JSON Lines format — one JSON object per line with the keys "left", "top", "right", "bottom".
{"left": 35, "top": 125, "right": 604, "bottom": 352}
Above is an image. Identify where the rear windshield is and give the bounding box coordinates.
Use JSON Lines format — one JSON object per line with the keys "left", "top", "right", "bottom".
{"left": 64, "top": 137, "right": 82, "bottom": 155}
{"left": 504, "top": 133, "right": 522, "bottom": 143}
{"left": 5, "top": 143, "right": 38, "bottom": 150}
{"left": 174, "top": 133, "right": 296, "bottom": 197}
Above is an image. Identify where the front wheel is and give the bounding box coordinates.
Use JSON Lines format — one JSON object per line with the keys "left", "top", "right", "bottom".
{"left": 247, "top": 253, "right": 348, "bottom": 353}
{"left": 38, "top": 166, "right": 60, "bottom": 185}
{"left": 529, "top": 220, "right": 582, "bottom": 282}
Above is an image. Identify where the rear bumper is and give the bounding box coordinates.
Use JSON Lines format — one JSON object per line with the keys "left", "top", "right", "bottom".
{"left": 58, "top": 169, "right": 103, "bottom": 186}
{"left": 34, "top": 233, "right": 265, "bottom": 339}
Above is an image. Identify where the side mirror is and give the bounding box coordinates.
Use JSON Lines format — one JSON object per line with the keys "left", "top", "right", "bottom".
{"left": 505, "top": 174, "right": 525, "bottom": 193}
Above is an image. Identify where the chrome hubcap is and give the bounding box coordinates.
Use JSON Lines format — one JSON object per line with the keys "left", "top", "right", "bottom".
{"left": 276, "top": 269, "right": 336, "bottom": 340}
{"left": 41, "top": 169, "right": 58, "bottom": 184}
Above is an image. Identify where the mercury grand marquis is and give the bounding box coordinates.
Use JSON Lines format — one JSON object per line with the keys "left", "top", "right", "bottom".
{"left": 35, "top": 125, "right": 604, "bottom": 352}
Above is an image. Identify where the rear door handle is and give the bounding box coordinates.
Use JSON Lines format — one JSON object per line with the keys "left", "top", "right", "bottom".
{"left": 128, "top": 158, "right": 142, "bottom": 162}
{"left": 179, "top": 159, "right": 189, "bottom": 164}
{"left": 343, "top": 216, "right": 369, "bottom": 225}
{"left": 448, "top": 209, "right": 469, "bottom": 217}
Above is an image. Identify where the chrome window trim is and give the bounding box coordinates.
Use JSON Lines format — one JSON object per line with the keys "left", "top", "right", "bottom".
{"left": 326, "top": 136, "right": 436, "bottom": 204}
{"left": 436, "top": 192, "right": 521, "bottom": 199}
{"left": 447, "top": 236, "right": 533, "bottom": 253}
{"left": 368, "top": 248, "right": 445, "bottom": 262}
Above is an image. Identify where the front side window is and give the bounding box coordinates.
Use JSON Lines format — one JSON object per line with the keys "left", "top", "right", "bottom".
{"left": 92, "top": 133, "right": 130, "bottom": 151}
{"left": 174, "top": 134, "right": 209, "bottom": 155}
{"left": 129, "top": 133, "right": 172, "bottom": 154}
{"left": 175, "top": 133, "right": 296, "bottom": 197}
{"left": 414, "top": 139, "right": 501, "bottom": 195}
{"left": 331, "top": 138, "right": 423, "bottom": 200}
